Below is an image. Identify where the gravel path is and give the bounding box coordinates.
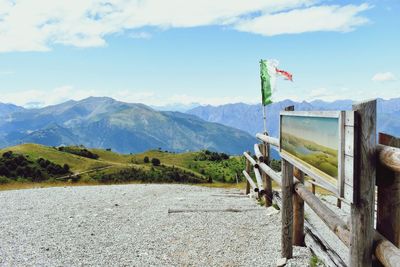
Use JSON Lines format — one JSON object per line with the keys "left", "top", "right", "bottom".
{"left": 0, "top": 184, "right": 310, "bottom": 267}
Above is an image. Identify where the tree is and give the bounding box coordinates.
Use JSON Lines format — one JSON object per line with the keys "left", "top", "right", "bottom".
{"left": 63, "top": 164, "right": 70, "bottom": 172}
{"left": 2, "top": 151, "right": 13, "bottom": 159}
{"left": 144, "top": 156, "right": 150, "bottom": 163}
{"left": 151, "top": 158, "right": 161, "bottom": 166}
{"left": 0, "top": 166, "right": 10, "bottom": 176}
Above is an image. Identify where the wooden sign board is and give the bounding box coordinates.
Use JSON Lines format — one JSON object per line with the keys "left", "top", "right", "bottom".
{"left": 280, "top": 111, "right": 355, "bottom": 203}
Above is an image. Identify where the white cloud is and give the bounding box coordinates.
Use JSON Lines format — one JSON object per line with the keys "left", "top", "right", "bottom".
{"left": 372, "top": 72, "right": 397, "bottom": 82}
{"left": 129, "top": 31, "right": 152, "bottom": 39}
{"left": 0, "top": 0, "right": 370, "bottom": 52}
{"left": 235, "top": 4, "right": 370, "bottom": 35}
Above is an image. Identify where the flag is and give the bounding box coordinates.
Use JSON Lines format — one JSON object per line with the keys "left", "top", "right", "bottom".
{"left": 260, "top": 59, "right": 276, "bottom": 106}
{"left": 260, "top": 59, "right": 293, "bottom": 106}
{"left": 276, "top": 68, "right": 293, "bottom": 81}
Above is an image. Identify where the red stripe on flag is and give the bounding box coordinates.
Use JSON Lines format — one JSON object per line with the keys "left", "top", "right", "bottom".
{"left": 275, "top": 68, "right": 293, "bottom": 81}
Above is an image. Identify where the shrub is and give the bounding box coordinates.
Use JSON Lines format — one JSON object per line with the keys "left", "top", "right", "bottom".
{"left": 0, "top": 176, "right": 10, "bottom": 184}
{"left": 151, "top": 158, "right": 161, "bottom": 166}
{"left": 58, "top": 146, "right": 99, "bottom": 159}
{"left": 144, "top": 156, "right": 150, "bottom": 163}
{"left": 0, "top": 151, "right": 70, "bottom": 182}
{"left": 194, "top": 150, "right": 230, "bottom": 162}
{"left": 63, "top": 164, "right": 70, "bottom": 172}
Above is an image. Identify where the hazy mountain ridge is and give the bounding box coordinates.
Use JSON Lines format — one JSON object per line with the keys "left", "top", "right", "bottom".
{"left": 187, "top": 98, "right": 400, "bottom": 138}
{"left": 0, "top": 103, "right": 25, "bottom": 118}
{"left": 0, "top": 97, "right": 254, "bottom": 154}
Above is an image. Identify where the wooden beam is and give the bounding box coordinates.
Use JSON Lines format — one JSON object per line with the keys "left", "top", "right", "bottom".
{"left": 258, "top": 162, "right": 282, "bottom": 186}
{"left": 253, "top": 167, "right": 264, "bottom": 193}
{"left": 281, "top": 159, "right": 294, "bottom": 259}
{"left": 377, "top": 133, "right": 400, "bottom": 248}
{"left": 350, "top": 99, "right": 377, "bottom": 267}
{"left": 273, "top": 192, "right": 347, "bottom": 267}
{"left": 374, "top": 234, "right": 400, "bottom": 267}
{"left": 305, "top": 228, "right": 347, "bottom": 267}
{"left": 245, "top": 151, "right": 251, "bottom": 195}
{"left": 254, "top": 144, "right": 264, "bottom": 162}
{"left": 256, "top": 133, "right": 280, "bottom": 147}
{"left": 242, "top": 170, "right": 258, "bottom": 193}
{"left": 243, "top": 152, "right": 258, "bottom": 168}
{"left": 377, "top": 144, "right": 400, "bottom": 173}
{"left": 293, "top": 168, "right": 305, "bottom": 246}
{"left": 294, "top": 181, "right": 350, "bottom": 247}
{"left": 261, "top": 142, "right": 273, "bottom": 207}
{"left": 307, "top": 179, "right": 336, "bottom": 193}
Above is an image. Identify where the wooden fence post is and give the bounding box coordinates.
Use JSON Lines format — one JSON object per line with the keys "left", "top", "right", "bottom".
{"left": 283, "top": 104, "right": 304, "bottom": 246}
{"left": 245, "top": 151, "right": 251, "bottom": 195}
{"left": 350, "top": 99, "right": 377, "bottom": 267}
{"left": 336, "top": 198, "right": 342, "bottom": 209}
{"left": 311, "top": 180, "right": 316, "bottom": 195}
{"left": 260, "top": 142, "right": 273, "bottom": 207}
{"left": 282, "top": 158, "right": 294, "bottom": 259}
{"left": 293, "top": 167, "right": 305, "bottom": 246}
{"left": 377, "top": 133, "right": 400, "bottom": 247}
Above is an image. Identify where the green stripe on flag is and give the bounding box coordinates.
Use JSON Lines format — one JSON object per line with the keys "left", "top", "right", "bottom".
{"left": 260, "top": 60, "right": 272, "bottom": 106}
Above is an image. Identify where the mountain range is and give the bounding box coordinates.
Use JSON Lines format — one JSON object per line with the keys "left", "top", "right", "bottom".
{"left": 2, "top": 97, "right": 398, "bottom": 156}
{"left": 187, "top": 98, "right": 400, "bottom": 139}
{"left": 0, "top": 97, "right": 254, "bottom": 154}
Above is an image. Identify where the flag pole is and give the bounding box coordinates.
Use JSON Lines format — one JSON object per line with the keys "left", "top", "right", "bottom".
{"left": 262, "top": 104, "right": 267, "bottom": 134}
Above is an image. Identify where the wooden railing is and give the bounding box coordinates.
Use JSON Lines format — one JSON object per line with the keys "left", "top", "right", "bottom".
{"left": 242, "top": 104, "right": 400, "bottom": 267}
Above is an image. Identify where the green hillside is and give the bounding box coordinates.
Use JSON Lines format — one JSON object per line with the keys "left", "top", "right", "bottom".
{"left": 0, "top": 144, "right": 246, "bottom": 188}
{"left": 0, "top": 144, "right": 109, "bottom": 172}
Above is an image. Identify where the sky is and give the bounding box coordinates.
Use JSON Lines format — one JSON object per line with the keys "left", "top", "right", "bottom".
{"left": 0, "top": 0, "right": 399, "bottom": 108}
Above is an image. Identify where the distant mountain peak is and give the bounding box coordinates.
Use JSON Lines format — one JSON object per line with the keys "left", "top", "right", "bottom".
{"left": 187, "top": 97, "right": 400, "bottom": 139}
{"left": 0, "top": 97, "right": 254, "bottom": 154}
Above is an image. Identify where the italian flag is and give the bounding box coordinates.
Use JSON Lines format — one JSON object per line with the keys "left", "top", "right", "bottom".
{"left": 260, "top": 59, "right": 293, "bottom": 106}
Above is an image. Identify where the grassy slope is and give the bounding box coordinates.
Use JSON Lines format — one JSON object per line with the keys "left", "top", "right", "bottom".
{"left": 0, "top": 144, "right": 244, "bottom": 184}
{"left": 0, "top": 144, "right": 114, "bottom": 172}
{"left": 130, "top": 150, "right": 244, "bottom": 183}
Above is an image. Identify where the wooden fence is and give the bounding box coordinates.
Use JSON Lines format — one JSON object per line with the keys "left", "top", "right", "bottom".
{"left": 242, "top": 100, "right": 400, "bottom": 267}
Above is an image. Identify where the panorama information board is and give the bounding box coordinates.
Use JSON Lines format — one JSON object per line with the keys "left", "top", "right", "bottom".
{"left": 280, "top": 111, "right": 345, "bottom": 194}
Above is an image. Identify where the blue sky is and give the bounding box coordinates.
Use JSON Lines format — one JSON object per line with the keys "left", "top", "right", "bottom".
{"left": 0, "top": 0, "right": 399, "bottom": 107}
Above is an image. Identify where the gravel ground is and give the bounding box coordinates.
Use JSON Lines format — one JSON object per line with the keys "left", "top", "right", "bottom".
{"left": 0, "top": 184, "right": 310, "bottom": 267}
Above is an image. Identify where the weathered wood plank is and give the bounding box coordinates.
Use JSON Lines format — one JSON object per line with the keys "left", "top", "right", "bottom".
{"left": 280, "top": 110, "right": 341, "bottom": 118}
{"left": 344, "top": 183, "right": 353, "bottom": 203}
{"left": 377, "top": 133, "right": 400, "bottom": 248}
{"left": 293, "top": 168, "right": 305, "bottom": 246}
{"left": 281, "top": 159, "right": 294, "bottom": 259}
{"left": 350, "top": 99, "right": 377, "bottom": 267}
{"left": 345, "top": 111, "right": 355, "bottom": 126}
{"left": 345, "top": 126, "right": 355, "bottom": 157}
{"left": 273, "top": 192, "right": 347, "bottom": 267}
{"left": 305, "top": 230, "right": 347, "bottom": 267}
{"left": 294, "top": 181, "right": 350, "bottom": 247}
{"left": 344, "top": 155, "right": 354, "bottom": 187}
